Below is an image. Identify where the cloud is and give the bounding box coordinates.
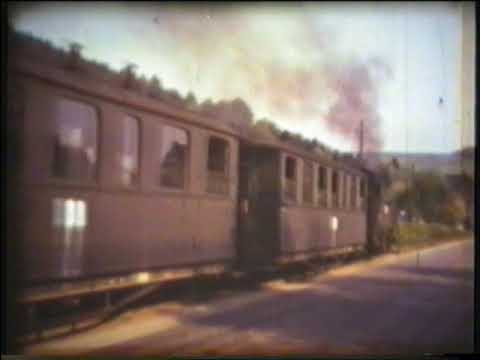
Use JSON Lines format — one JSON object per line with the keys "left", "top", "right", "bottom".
{"left": 323, "top": 58, "right": 392, "bottom": 151}
{"left": 149, "top": 6, "right": 392, "bottom": 151}
{"left": 13, "top": 2, "right": 393, "bottom": 152}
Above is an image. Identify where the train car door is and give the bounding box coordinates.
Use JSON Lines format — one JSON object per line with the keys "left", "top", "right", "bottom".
{"left": 237, "top": 145, "right": 279, "bottom": 268}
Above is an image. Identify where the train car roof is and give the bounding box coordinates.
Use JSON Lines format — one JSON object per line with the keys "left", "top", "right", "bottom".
{"left": 9, "top": 31, "right": 249, "bottom": 140}
{"left": 243, "top": 133, "right": 368, "bottom": 175}
{"left": 8, "top": 30, "right": 371, "bottom": 176}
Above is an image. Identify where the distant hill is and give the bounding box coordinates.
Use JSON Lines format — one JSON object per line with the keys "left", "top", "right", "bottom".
{"left": 362, "top": 148, "right": 474, "bottom": 176}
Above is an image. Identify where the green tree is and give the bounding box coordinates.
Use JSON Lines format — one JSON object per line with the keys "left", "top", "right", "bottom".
{"left": 185, "top": 91, "right": 198, "bottom": 108}
{"left": 392, "top": 171, "right": 450, "bottom": 223}
{"left": 200, "top": 99, "right": 215, "bottom": 114}
{"left": 149, "top": 75, "right": 162, "bottom": 90}
{"left": 439, "top": 193, "right": 467, "bottom": 226}
{"left": 66, "top": 42, "right": 84, "bottom": 70}
{"left": 121, "top": 62, "right": 138, "bottom": 89}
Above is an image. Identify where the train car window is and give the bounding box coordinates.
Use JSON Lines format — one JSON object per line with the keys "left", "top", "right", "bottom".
{"left": 359, "top": 178, "right": 366, "bottom": 209}
{"left": 351, "top": 175, "right": 357, "bottom": 209}
{"left": 343, "top": 173, "right": 350, "bottom": 209}
{"left": 332, "top": 170, "right": 339, "bottom": 208}
{"left": 118, "top": 114, "right": 139, "bottom": 187}
{"left": 284, "top": 156, "right": 297, "bottom": 202}
{"left": 317, "top": 166, "right": 327, "bottom": 207}
{"left": 52, "top": 98, "right": 98, "bottom": 181}
{"left": 303, "top": 161, "right": 314, "bottom": 205}
{"left": 207, "top": 137, "right": 230, "bottom": 195}
{"left": 159, "top": 125, "right": 188, "bottom": 189}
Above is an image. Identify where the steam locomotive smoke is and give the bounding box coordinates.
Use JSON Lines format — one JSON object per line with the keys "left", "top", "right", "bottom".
{"left": 154, "top": 7, "right": 392, "bottom": 152}
{"left": 324, "top": 58, "right": 393, "bottom": 152}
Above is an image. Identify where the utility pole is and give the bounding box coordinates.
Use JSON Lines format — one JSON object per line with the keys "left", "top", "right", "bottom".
{"left": 410, "top": 162, "right": 415, "bottom": 222}
{"left": 358, "top": 119, "right": 364, "bottom": 160}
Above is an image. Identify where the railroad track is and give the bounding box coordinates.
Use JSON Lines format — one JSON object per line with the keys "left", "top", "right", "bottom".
{"left": 16, "top": 249, "right": 369, "bottom": 348}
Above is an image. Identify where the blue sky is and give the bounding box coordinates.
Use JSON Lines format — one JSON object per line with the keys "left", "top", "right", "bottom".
{"left": 10, "top": 1, "right": 471, "bottom": 153}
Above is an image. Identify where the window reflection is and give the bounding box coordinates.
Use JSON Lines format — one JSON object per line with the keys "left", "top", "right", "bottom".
{"left": 118, "top": 114, "right": 139, "bottom": 186}
{"left": 52, "top": 198, "right": 87, "bottom": 277}
{"left": 52, "top": 98, "right": 97, "bottom": 181}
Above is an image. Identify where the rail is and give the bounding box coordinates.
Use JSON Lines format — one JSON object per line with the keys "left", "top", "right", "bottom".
{"left": 16, "top": 264, "right": 227, "bottom": 346}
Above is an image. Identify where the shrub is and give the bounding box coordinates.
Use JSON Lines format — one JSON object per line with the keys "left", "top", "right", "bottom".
{"left": 393, "top": 223, "right": 431, "bottom": 245}
{"left": 391, "top": 222, "right": 470, "bottom": 248}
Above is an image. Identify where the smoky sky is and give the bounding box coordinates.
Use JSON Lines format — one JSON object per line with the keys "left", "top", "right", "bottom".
{"left": 147, "top": 6, "right": 393, "bottom": 151}
{"left": 11, "top": 2, "right": 466, "bottom": 152}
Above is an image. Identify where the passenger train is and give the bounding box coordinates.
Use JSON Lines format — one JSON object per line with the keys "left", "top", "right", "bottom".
{"left": 7, "top": 30, "right": 392, "bottom": 301}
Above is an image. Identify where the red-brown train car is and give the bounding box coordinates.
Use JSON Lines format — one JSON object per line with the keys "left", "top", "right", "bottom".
{"left": 236, "top": 130, "right": 369, "bottom": 268}
{"left": 9, "top": 32, "right": 243, "bottom": 286}
{"left": 8, "top": 30, "right": 372, "bottom": 300}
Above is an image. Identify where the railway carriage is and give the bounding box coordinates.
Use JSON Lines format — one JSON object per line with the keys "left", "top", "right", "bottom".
{"left": 236, "top": 136, "right": 368, "bottom": 267}
{"left": 8, "top": 30, "right": 373, "bottom": 297}
{"left": 9, "top": 33, "right": 242, "bottom": 285}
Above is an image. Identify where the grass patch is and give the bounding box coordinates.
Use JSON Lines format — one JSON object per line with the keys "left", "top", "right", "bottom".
{"left": 390, "top": 223, "right": 472, "bottom": 252}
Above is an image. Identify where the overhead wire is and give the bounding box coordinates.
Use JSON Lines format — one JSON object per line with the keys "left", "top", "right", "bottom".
{"left": 436, "top": 13, "right": 449, "bottom": 152}
{"left": 404, "top": 3, "right": 412, "bottom": 220}
{"left": 458, "top": 5, "right": 467, "bottom": 173}
{"left": 404, "top": 4, "right": 409, "bottom": 161}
